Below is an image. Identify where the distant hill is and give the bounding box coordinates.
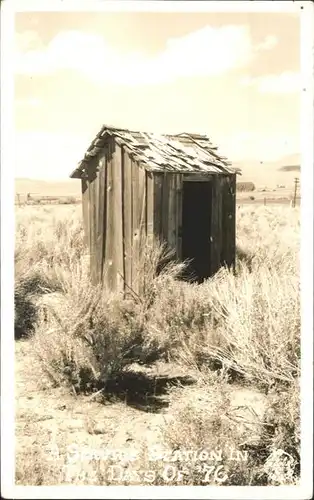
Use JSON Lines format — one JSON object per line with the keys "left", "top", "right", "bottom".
{"left": 233, "top": 153, "right": 300, "bottom": 187}
{"left": 278, "top": 165, "right": 300, "bottom": 172}
{"left": 15, "top": 178, "right": 81, "bottom": 197}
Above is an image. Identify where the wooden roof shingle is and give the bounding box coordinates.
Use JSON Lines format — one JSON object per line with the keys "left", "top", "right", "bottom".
{"left": 70, "top": 125, "right": 241, "bottom": 178}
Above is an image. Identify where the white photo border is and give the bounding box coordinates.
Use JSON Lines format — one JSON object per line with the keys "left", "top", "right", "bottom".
{"left": 1, "top": 1, "right": 313, "bottom": 499}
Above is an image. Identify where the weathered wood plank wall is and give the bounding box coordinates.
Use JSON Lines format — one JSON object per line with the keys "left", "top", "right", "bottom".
{"left": 81, "top": 179, "right": 89, "bottom": 248}
{"left": 130, "top": 160, "right": 139, "bottom": 293}
{"left": 229, "top": 175, "right": 236, "bottom": 269}
{"left": 92, "top": 173, "right": 98, "bottom": 282}
{"left": 153, "top": 174, "right": 163, "bottom": 240}
{"left": 175, "top": 174, "right": 183, "bottom": 260}
{"left": 112, "top": 144, "right": 124, "bottom": 292}
{"left": 221, "top": 175, "right": 236, "bottom": 269}
{"left": 98, "top": 156, "right": 107, "bottom": 281}
{"left": 210, "top": 176, "right": 223, "bottom": 275}
{"left": 161, "top": 173, "right": 169, "bottom": 243}
{"left": 104, "top": 142, "right": 114, "bottom": 289}
{"left": 138, "top": 163, "right": 147, "bottom": 245}
{"left": 146, "top": 171, "right": 154, "bottom": 241}
{"left": 167, "top": 175, "right": 177, "bottom": 251}
{"left": 122, "top": 149, "right": 132, "bottom": 292}
{"left": 84, "top": 157, "right": 100, "bottom": 284}
{"left": 81, "top": 138, "right": 237, "bottom": 289}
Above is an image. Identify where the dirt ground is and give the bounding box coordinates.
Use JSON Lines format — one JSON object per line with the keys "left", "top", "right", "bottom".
{"left": 15, "top": 339, "right": 175, "bottom": 484}
{"left": 15, "top": 339, "right": 267, "bottom": 486}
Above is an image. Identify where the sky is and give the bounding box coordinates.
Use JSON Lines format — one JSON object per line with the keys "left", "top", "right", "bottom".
{"left": 14, "top": 8, "right": 301, "bottom": 180}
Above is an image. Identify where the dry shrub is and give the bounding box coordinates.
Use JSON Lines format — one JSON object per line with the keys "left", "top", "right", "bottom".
{"left": 236, "top": 181, "right": 255, "bottom": 192}
{"left": 141, "top": 206, "right": 300, "bottom": 485}
{"left": 143, "top": 278, "right": 219, "bottom": 362}
{"left": 261, "top": 379, "right": 300, "bottom": 484}
{"left": 236, "top": 205, "right": 299, "bottom": 273}
{"left": 15, "top": 207, "right": 185, "bottom": 391}
{"left": 30, "top": 238, "right": 187, "bottom": 391}
{"left": 142, "top": 207, "right": 300, "bottom": 386}
{"left": 15, "top": 205, "right": 86, "bottom": 338}
{"left": 16, "top": 447, "right": 65, "bottom": 486}
{"left": 31, "top": 267, "right": 143, "bottom": 391}
{"left": 157, "top": 375, "right": 266, "bottom": 485}
{"left": 143, "top": 263, "right": 299, "bottom": 389}
{"left": 132, "top": 238, "right": 186, "bottom": 307}
{"left": 157, "top": 373, "right": 299, "bottom": 486}
{"left": 198, "top": 264, "right": 300, "bottom": 387}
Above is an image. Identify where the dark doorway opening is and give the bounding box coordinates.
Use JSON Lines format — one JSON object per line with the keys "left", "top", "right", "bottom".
{"left": 182, "top": 181, "right": 212, "bottom": 283}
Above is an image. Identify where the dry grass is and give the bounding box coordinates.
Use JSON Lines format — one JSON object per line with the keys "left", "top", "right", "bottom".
{"left": 15, "top": 203, "right": 300, "bottom": 486}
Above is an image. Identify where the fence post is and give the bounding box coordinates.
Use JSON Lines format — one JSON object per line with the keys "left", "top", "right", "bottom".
{"left": 264, "top": 197, "right": 266, "bottom": 206}
{"left": 292, "top": 177, "right": 299, "bottom": 208}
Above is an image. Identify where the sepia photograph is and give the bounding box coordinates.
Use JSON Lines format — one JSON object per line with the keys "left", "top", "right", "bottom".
{"left": 1, "top": 0, "right": 313, "bottom": 498}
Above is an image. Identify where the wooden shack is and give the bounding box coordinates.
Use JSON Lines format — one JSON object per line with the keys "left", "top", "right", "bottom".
{"left": 70, "top": 125, "right": 240, "bottom": 290}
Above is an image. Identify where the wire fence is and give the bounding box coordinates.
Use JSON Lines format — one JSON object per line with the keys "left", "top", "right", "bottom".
{"left": 237, "top": 196, "right": 301, "bottom": 207}
{"left": 15, "top": 193, "right": 81, "bottom": 206}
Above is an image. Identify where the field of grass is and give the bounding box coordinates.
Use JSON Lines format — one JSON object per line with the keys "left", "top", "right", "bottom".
{"left": 15, "top": 202, "right": 300, "bottom": 486}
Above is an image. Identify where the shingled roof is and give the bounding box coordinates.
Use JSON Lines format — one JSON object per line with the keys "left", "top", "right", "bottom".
{"left": 70, "top": 125, "right": 240, "bottom": 179}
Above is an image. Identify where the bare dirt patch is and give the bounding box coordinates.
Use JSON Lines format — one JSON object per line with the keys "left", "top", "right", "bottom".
{"left": 15, "top": 340, "right": 194, "bottom": 485}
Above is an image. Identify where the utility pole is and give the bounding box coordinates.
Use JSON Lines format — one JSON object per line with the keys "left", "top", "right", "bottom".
{"left": 292, "top": 178, "right": 299, "bottom": 208}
